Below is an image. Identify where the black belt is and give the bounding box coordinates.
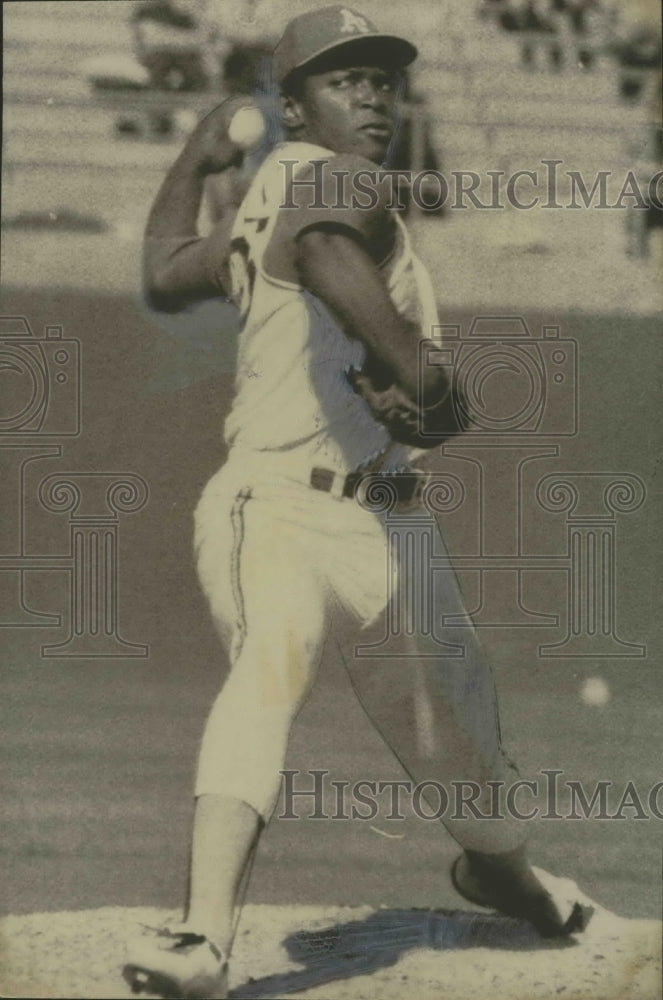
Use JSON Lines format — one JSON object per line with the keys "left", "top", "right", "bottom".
{"left": 310, "top": 466, "right": 426, "bottom": 503}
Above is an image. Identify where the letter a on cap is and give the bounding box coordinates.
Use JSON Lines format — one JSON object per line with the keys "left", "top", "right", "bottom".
{"left": 339, "top": 8, "right": 371, "bottom": 33}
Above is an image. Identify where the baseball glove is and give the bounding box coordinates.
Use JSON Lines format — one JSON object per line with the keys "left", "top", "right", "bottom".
{"left": 347, "top": 356, "right": 466, "bottom": 449}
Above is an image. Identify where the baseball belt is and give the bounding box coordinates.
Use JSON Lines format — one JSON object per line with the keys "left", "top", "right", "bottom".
{"left": 310, "top": 466, "right": 428, "bottom": 504}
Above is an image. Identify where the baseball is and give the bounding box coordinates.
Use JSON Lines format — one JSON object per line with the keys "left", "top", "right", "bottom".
{"left": 228, "top": 106, "right": 266, "bottom": 150}
{"left": 580, "top": 676, "right": 610, "bottom": 707}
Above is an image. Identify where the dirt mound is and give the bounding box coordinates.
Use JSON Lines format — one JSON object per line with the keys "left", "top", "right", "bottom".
{"left": 0, "top": 895, "right": 660, "bottom": 999}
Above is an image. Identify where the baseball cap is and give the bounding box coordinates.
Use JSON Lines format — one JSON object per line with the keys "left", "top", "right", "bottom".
{"left": 273, "top": 5, "right": 418, "bottom": 87}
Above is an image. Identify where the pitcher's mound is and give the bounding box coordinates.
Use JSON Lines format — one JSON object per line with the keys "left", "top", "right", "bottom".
{"left": 1, "top": 894, "right": 659, "bottom": 999}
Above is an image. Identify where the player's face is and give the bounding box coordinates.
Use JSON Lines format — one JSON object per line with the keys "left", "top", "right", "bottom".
{"left": 293, "top": 64, "right": 399, "bottom": 162}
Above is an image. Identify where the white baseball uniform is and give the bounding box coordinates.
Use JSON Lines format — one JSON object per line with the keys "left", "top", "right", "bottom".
{"left": 192, "top": 141, "right": 526, "bottom": 852}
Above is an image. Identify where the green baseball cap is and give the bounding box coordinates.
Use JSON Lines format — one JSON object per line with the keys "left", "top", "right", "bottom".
{"left": 273, "top": 5, "right": 418, "bottom": 87}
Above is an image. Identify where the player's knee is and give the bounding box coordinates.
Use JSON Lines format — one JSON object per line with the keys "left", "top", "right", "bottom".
{"left": 233, "top": 625, "right": 321, "bottom": 709}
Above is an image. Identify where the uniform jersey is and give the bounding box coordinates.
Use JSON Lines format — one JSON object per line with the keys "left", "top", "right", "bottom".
{"left": 223, "top": 140, "right": 440, "bottom": 474}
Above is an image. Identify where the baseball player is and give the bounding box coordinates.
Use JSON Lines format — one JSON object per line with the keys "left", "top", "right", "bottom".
{"left": 124, "top": 7, "right": 592, "bottom": 998}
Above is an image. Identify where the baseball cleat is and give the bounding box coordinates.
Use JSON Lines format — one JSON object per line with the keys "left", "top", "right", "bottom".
{"left": 123, "top": 923, "right": 229, "bottom": 1000}
{"left": 451, "top": 852, "right": 595, "bottom": 937}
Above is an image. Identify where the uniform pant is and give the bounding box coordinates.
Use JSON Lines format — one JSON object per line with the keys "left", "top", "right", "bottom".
{"left": 193, "top": 450, "right": 526, "bottom": 854}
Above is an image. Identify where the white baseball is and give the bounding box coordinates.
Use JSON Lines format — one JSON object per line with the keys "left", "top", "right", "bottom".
{"left": 580, "top": 676, "right": 610, "bottom": 707}
{"left": 228, "top": 106, "right": 266, "bottom": 150}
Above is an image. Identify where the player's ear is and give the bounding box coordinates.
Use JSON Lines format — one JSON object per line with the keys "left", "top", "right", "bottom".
{"left": 280, "top": 93, "right": 305, "bottom": 131}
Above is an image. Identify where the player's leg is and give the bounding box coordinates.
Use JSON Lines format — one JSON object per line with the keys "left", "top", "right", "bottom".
{"left": 125, "top": 482, "right": 330, "bottom": 995}
{"left": 334, "top": 502, "right": 591, "bottom": 935}
{"left": 190, "top": 485, "right": 330, "bottom": 951}
{"left": 183, "top": 795, "right": 261, "bottom": 965}
{"left": 334, "top": 538, "right": 526, "bottom": 853}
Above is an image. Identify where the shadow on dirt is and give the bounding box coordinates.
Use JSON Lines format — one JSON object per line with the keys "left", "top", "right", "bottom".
{"left": 233, "top": 907, "right": 576, "bottom": 998}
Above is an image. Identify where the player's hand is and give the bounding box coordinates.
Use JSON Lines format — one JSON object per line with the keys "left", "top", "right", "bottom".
{"left": 347, "top": 363, "right": 461, "bottom": 448}
{"left": 185, "top": 97, "right": 255, "bottom": 176}
{"left": 347, "top": 367, "right": 421, "bottom": 431}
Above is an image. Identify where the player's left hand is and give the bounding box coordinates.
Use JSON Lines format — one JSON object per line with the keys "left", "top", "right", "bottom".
{"left": 347, "top": 363, "right": 462, "bottom": 449}
{"left": 348, "top": 367, "right": 420, "bottom": 427}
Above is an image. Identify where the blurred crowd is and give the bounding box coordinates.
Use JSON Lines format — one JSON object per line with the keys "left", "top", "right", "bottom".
{"left": 90, "top": 0, "right": 661, "bottom": 116}
{"left": 479, "top": 0, "right": 661, "bottom": 95}
{"left": 96, "top": 0, "right": 272, "bottom": 137}
{"left": 480, "top": 0, "right": 609, "bottom": 70}
{"left": 478, "top": 0, "right": 661, "bottom": 256}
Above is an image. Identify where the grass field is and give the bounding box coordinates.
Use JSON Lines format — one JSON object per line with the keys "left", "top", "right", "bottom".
{"left": 1, "top": 286, "right": 661, "bottom": 934}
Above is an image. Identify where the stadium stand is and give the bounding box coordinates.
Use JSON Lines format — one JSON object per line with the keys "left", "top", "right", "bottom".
{"left": 2, "top": 0, "right": 661, "bottom": 302}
